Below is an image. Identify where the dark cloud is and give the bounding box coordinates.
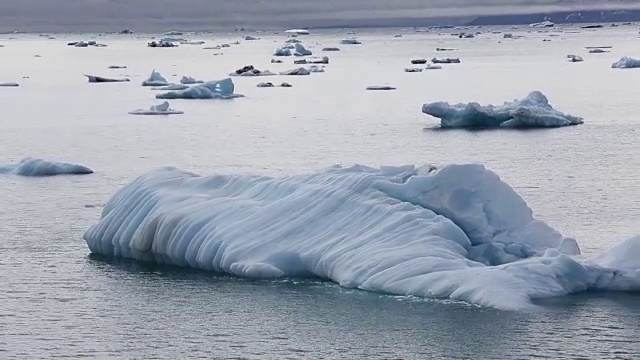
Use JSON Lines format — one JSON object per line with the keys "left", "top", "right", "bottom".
{"left": 2, "top": 0, "right": 640, "bottom": 31}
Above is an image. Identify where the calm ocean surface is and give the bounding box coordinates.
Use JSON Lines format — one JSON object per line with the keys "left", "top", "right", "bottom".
{"left": 1, "top": 26, "right": 639, "bottom": 359}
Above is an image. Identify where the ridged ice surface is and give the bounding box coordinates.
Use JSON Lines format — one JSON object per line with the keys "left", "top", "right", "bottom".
{"left": 84, "top": 164, "right": 639, "bottom": 309}
{"left": 155, "top": 78, "right": 244, "bottom": 99}
{"left": 422, "top": 91, "right": 584, "bottom": 128}
{"left": 0, "top": 157, "right": 93, "bottom": 176}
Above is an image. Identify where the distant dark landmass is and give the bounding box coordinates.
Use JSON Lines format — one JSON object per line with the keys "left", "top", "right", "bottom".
{"left": 465, "top": 10, "right": 640, "bottom": 26}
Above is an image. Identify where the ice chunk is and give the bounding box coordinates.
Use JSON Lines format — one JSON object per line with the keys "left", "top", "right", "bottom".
{"left": 322, "top": 47, "right": 341, "bottom": 51}
{"left": 432, "top": 57, "right": 460, "bottom": 64}
{"left": 279, "top": 67, "right": 311, "bottom": 75}
{"left": 274, "top": 47, "right": 292, "bottom": 56}
{"left": 425, "top": 64, "right": 443, "bottom": 70}
{"left": 588, "top": 48, "right": 608, "bottom": 53}
{"left": 567, "top": 55, "right": 584, "bottom": 62}
{"left": 285, "top": 29, "right": 310, "bottom": 35}
{"left": 180, "top": 76, "right": 204, "bottom": 84}
{"left": 156, "top": 78, "right": 244, "bottom": 99}
{"left": 142, "top": 70, "right": 169, "bottom": 86}
{"left": 85, "top": 75, "right": 130, "bottom": 83}
{"left": 0, "top": 158, "right": 93, "bottom": 176}
{"left": 231, "top": 65, "right": 276, "bottom": 76}
{"left": 530, "top": 20, "right": 555, "bottom": 28}
{"left": 0, "top": 82, "right": 19, "bottom": 87}
{"left": 293, "top": 43, "right": 312, "bottom": 56}
{"left": 244, "top": 35, "right": 259, "bottom": 40}
{"left": 411, "top": 59, "right": 428, "bottom": 64}
{"left": 422, "top": 91, "right": 584, "bottom": 128}
{"left": 257, "top": 82, "right": 274, "bottom": 88}
{"left": 147, "top": 40, "right": 178, "bottom": 48}
{"left": 129, "top": 101, "right": 184, "bottom": 115}
{"left": 180, "top": 40, "right": 205, "bottom": 45}
{"left": 307, "top": 65, "right": 325, "bottom": 73}
{"left": 405, "top": 68, "right": 423, "bottom": 72}
{"left": 83, "top": 164, "right": 640, "bottom": 310}
{"left": 108, "top": 65, "right": 127, "bottom": 69}
{"left": 340, "top": 38, "right": 362, "bottom": 45}
{"left": 611, "top": 56, "right": 640, "bottom": 69}
{"left": 366, "top": 85, "right": 396, "bottom": 90}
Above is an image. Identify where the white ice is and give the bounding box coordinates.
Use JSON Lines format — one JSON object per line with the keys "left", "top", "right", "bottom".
{"left": 611, "top": 56, "right": 640, "bottom": 69}
{"left": 422, "top": 91, "right": 584, "bottom": 128}
{"left": 151, "top": 84, "right": 189, "bottom": 91}
{"left": 83, "top": 164, "right": 640, "bottom": 310}
{"left": 142, "top": 69, "right": 169, "bottom": 86}
{"left": 180, "top": 76, "right": 204, "bottom": 84}
{"left": 155, "top": 78, "right": 244, "bottom": 99}
{"left": 128, "top": 101, "right": 184, "bottom": 115}
{"left": 294, "top": 43, "right": 312, "bottom": 56}
{"left": 285, "top": 29, "right": 310, "bottom": 35}
{"left": 279, "top": 67, "right": 311, "bottom": 75}
{"left": 0, "top": 158, "right": 93, "bottom": 176}
{"left": 340, "top": 38, "right": 362, "bottom": 45}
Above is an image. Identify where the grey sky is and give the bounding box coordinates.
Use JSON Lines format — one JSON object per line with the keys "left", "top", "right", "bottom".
{"left": 2, "top": 0, "right": 640, "bottom": 32}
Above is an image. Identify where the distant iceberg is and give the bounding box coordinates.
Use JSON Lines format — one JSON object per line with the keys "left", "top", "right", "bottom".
{"left": 180, "top": 76, "right": 204, "bottom": 84}
{"left": 432, "top": 57, "right": 460, "bottom": 64}
{"left": 340, "top": 38, "right": 362, "bottom": 45}
{"left": 231, "top": 65, "right": 276, "bottom": 76}
{"left": 285, "top": 29, "right": 309, "bottom": 35}
{"left": 108, "top": 65, "right": 127, "bottom": 69}
{"left": 567, "top": 55, "right": 584, "bottom": 62}
{"left": 85, "top": 75, "right": 130, "bottom": 83}
{"left": 279, "top": 67, "right": 311, "bottom": 75}
{"left": 0, "top": 158, "right": 93, "bottom": 176}
{"left": 611, "top": 57, "right": 640, "bottom": 69}
{"left": 422, "top": 91, "right": 584, "bottom": 128}
{"left": 530, "top": 20, "right": 555, "bottom": 28}
{"left": 83, "top": 164, "right": 640, "bottom": 310}
{"left": 0, "top": 82, "right": 19, "bottom": 87}
{"left": 273, "top": 47, "right": 292, "bottom": 56}
{"left": 366, "top": 85, "right": 396, "bottom": 90}
{"left": 129, "top": 101, "right": 184, "bottom": 115}
{"left": 156, "top": 78, "right": 244, "bottom": 99}
{"left": 293, "top": 43, "right": 312, "bottom": 56}
{"left": 243, "top": 35, "right": 259, "bottom": 41}
{"left": 142, "top": 70, "right": 169, "bottom": 86}
{"left": 322, "top": 47, "right": 341, "bottom": 51}
{"left": 425, "top": 64, "right": 442, "bottom": 70}
{"left": 307, "top": 65, "right": 325, "bottom": 73}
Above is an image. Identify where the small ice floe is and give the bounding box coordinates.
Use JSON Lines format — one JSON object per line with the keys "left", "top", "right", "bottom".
{"left": 68, "top": 40, "right": 107, "bottom": 47}
{"left": 567, "top": 55, "right": 584, "bottom": 62}
{"left": 271, "top": 59, "right": 283, "bottom": 63}
{"left": 394, "top": 34, "right": 403, "bottom": 38}
{"left": 422, "top": 91, "right": 584, "bottom": 128}
{"left": 151, "top": 84, "right": 189, "bottom": 91}
{"left": 156, "top": 78, "right": 244, "bottom": 99}
{"left": 244, "top": 35, "right": 260, "bottom": 40}
{"left": 164, "top": 31, "right": 183, "bottom": 36}
{"left": 425, "top": 64, "right": 443, "bottom": 70}
{"left": 589, "top": 48, "right": 609, "bottom": 53}
{"left": 293, "top": 43, "right": 312, "bottom": 56}
{"left": 142, "top": 69, "right": 169, "bottom": 86}
{"left": 108, "top": 65, "right": 127, "bottom": 69}
{"left": 285, "top": 29, "right": 310, "bottom": 35}
{"left": 436, "top": 48, "right": 456, "bottom": 51}
{"left": 458, "top": 32, "right": 475, "bottom": 38}
{"left": 274, "top": 47, "right": 292, "bottom": 56}
{"left": 257, "top": 82, "right": 292, "bottom": 88}
{"left": 180, "top": 76, "right": 204, "bottom": 84}
{"left": 582, "top": 24, "right": 603, "bottom": 29}
{"left": 405, "top": 68, "right": 423, "bottom": 72}
{"left": 503, "top": 33, "right": 514, "bottom": 38}
{"left": 0, "top": 158, "right": 93, "bottom": 176}
{"left": 322, "top": 47, "right": 341, "bottom": 51}
{"left": 432, "top": 57, "right": 461, "bottom": 64}
{"left": 279, "top": 67, "right": 311, "bottom": 75}
{"left": 85, "top": 75, "right": 130, "bottom": 83}
{"left": 530, "top": 20, "right": 555, "bottom": 28}
{"left": 231, "top": 65, "right": 276, "bottom": 76}
{"left": 366, "top": 85, "right": 396, "bottom": 90}
{"left": 340, "top": 38, "right": 362, "bottom": 45}
{"left": 411, "top": 59, "right": 428, "bottom": 64}
{"left": 611, "top": 56, "right": 640, "bottom": 69}
{"left": 180, "top": 40, "right": 205, "bottom": 45}
{"left": 294, "top": 56, "right": 329, "bottom": 64}
{"left": 129, "top": 101, "right": 184, "bottom": 115}
{"left": 307, "top": 65, "right": 325, "bottom": 73}
{"left": 147, "top": 40, "right": 177, "bottom": 47}
{"left": 0, "top": 82, "right": 19, "bottom": 87}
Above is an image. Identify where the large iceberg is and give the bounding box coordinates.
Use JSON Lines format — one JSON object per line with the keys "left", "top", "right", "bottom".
{"left": 156, "top": 78, "right": 244, "bottom": 99}
{"left": 611, "top": 56, "right": 640, "bottom": 69}
{"left": 0, "top": 158, "right": 93, "bottom": 176}
{"left": 422, "top": 91, "right": 584, "bottom": 128}
{"left": 83, "top": 164, "right": 640, "bottom": 310}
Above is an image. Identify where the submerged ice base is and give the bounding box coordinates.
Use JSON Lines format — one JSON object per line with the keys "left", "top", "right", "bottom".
{"left": 0, "top": 158, "right": 93, "bottom": 176}
{"left": 83, "top": 164, "right": 639, "bottom": 310}
{"left": 422, "top": 91, "right": 584, "bottom": 128}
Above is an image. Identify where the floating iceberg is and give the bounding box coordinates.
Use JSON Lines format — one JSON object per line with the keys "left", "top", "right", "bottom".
{"left": 156, "top": 78, "right": 244, "bottom": 99}
{"left": 307, "top": 65, "right": 325, "bottom": 73}
{"left": 405, "top": 68, "right": 423, "bottom": 72}
{"left": 279, "top": 67, "right": 311, "bottom": 75}
{"left": 180, "top": 76, "right": 204, "bottom": 84}
{"left": 366, "top": 85, "right": 396, "bottom": 90}
{"left": 257, "top": 82, "right": 275, "bottom": 88}
{"left": 567, "top": 55, "right": 584, "bottom": 62}
{"left": 588, "top": 48, "right": 608, "bottom": 53}
{"left": 243, "top": 35, "right": 259, "bottom": 41}
{"left": 422, "top": 91, "right": 584, "bottom": 128}
{"left": 83, "top": 164, "right": 640, "bottom": 310}
{"left": 0, "top": 158, "right": 93, "bottom": 176}
{"left": 0, "top": 82, "right": 19, "bottom": 87}
{"left": 425, "top": 64, "right": 443, "bottom": 70}
{"left": 274, "top": 47, "right": 292, "bottom": 56}
{"left": 231, "top": 65, "right": 276, "bottom": 76}
{"left": 611, "top": 57, "right": 640, "bottom": 69}
{"left": 108, "top": 65, "right": 127, "bottom": 69}
{"left": 85, "top": 75, "right": 130, "bottom": 83}
{"left": 530, "top": 20, "right": 555, "bottom": 28}
{"left": 147, "top": 40, "right": 177, "bottom": 48}
{"left": 411, "top": 59, "right": 428, "bottom": 64}
{"left": 432, "top": 57, "right": 460, "bottom": 64}
{"left": 293, "top": 43, "right": 312, "bottom": 56}
{"left": 285, "top": 29, "right": 309, "bottom": 35}
{"left": 340, "top": 38, "right": 362, "bottom": 45}
{"left": 129, "top": 101, "right": 184, "bottom": 115}
{"left": 142, "top": 70, "right": 169, "bottom": 86}
{"left": 322, "top": 47, "right": 341, "bottom": 51}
